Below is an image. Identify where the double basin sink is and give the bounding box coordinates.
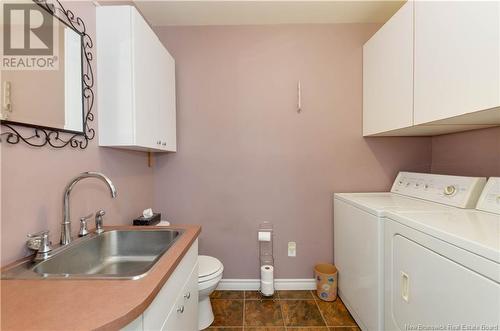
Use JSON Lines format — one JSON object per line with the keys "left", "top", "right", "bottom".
{"left": 1, "top": 229, "right": 183, "bottom": 280}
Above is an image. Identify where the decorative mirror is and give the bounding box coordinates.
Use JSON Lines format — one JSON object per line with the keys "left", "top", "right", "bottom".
{"left": 0, "top": 0, "right": 94, "bottom": 149}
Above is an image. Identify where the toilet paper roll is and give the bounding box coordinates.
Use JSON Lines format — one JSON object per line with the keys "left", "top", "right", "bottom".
{"left": 260, "top": 265, "right": 274, "bottom": 282}
{"left": 260, "top": 280, "right": 274, "bottom": 296}
{"left": 258, "top": 231, "right": 271, "bottom": 242}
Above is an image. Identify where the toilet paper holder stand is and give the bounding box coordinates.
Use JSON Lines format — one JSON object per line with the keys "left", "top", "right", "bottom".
{"left": 258, "top": 222, "right": 274, "bottom": 297}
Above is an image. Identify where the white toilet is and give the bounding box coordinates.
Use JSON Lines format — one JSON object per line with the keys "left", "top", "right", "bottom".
{"left": 198, "top": 255, "right": 224, "bottom": 330}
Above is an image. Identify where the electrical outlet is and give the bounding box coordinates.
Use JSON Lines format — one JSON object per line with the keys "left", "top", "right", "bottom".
{"left": 288, "top": 242, "right": 296, "bottom": 257}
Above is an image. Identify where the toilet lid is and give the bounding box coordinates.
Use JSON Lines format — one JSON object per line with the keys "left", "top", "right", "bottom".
{"left": 198, "top": 255, "right": 223, "bottom": 280}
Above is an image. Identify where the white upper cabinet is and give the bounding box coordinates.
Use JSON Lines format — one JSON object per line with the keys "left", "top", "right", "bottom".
{"left": 363, "top": 1, "right": 500, "bottom": 136}
{"left": 97, "top": 6, "right": 176, "bottom": 152}
{"left": 414, "top": 1, "right": 500, "bottom": 125}
{"left": 363, "top": 1, "right": 413, "bottom": 136}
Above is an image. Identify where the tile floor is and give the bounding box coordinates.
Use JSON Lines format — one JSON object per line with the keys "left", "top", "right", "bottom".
{"left": 204, "top": 290, "right": 360, "bottom": 330}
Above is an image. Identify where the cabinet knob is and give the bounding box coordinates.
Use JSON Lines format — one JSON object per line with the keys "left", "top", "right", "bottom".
{"left": 177, "top": 305, "right": 185, "bottom": 314}
{"left": 184, "top": 292, "right": 191, "bottom": 299}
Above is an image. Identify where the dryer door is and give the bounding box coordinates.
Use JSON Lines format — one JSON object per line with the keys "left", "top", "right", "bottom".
{"left": 385, "top": 225, "right": 500, "bottom": 330}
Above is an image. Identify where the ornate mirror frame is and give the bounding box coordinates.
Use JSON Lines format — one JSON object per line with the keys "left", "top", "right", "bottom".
{"left": 0, "top": 0, "right": 95, "bottom": 149}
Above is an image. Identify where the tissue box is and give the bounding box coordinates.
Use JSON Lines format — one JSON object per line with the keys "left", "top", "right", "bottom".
{"left": 133, "top": 213, "right": 161, "bottom": 226}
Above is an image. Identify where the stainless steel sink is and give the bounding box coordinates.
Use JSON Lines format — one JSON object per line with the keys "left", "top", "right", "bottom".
{"left": 2, "top": 229, "right": 183, "bottom": 280}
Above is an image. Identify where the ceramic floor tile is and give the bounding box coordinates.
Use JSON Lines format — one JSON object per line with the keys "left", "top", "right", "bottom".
{"left": 211, "top": 299, "right": 244, "bottom": 326}
{"left": 210, "top": 290, "right": 245, "bottom": 299}
{"left": 281, "top": 300, "right": 326, "bottom": 327}
{"left": 245, "top": 300, "right": 284, "bottom": 327}
{"left": 277, "top": 290, "right": 314, "bottom": 300}
{"left": 328, "top": 328, "right": 360, "bottom": 331}
{"left": 286, "top": 328, "right": 329, "bottom": 330}
{"left": 245, "top": 291, "right": 278, "bottom": 300}
{"left": 245, "top": 328, "right": 286, "bottom": 331}
{"left": 315, "top": 298, "right": 357, "bottom": 327}
{"left": 204, "top": 328, "right": 243, "bottom": 331}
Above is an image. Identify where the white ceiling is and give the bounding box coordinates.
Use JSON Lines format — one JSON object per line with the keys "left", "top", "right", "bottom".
{"left": 126, "top": 1, "right": 405, "bottom": 26}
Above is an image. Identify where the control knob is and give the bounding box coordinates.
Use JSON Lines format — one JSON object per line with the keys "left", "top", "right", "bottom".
{"left": 444, "top": 185, "right": 457, "bottom": 196}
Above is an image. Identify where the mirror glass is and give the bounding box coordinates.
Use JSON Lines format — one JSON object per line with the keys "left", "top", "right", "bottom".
{"left": 1, "top": 3, "right": 84, "bottom": 133}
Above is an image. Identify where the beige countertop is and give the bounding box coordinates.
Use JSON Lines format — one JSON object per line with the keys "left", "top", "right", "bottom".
{"left": 0, "top": 224, "right": 201, "bottom": 331}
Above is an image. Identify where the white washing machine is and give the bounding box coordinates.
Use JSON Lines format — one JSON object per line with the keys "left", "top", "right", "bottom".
{"left": 334, "top": 172, "right": 487, "bottom": 331}
{"left": 384, "top": 177, "right": 500, "bottom": 330}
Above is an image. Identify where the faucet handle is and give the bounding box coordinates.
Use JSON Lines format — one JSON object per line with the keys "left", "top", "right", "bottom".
{"left": 27, "top": 230, "right": 50, "bottom": 249}
{"left": 78, "top": 213, "right": 92, "bottom": 237}
{"left": 27, "top": 230, "right": 50, "bottom": 239}
{"left": 26, "top": 230, "right": 52, "bottom": 258}
{"left": 80, "top": 213, "right": 93, "bottom": 222}
{"left": 95, "top": 210, "right": 106, "bottom": 234}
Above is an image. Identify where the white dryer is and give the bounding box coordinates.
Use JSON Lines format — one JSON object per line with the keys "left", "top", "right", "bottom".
{"left": 383, "top": 177, "right": 500, "bottom": 330}
{"left": 334, "top": 172, "right": 486, "bottom": 331}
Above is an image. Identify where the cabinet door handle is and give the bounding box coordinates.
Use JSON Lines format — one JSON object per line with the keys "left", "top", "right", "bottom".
{"left": 177, "top": 305, "right": 185, "bottom": 313}
{"left": 184, "top": 292, "right": 191, "bottom": 299}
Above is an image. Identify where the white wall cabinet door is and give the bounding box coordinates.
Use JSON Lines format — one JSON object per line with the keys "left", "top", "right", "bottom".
{"left": 363, "top": 1, "right": 413, "bottom": 136}
{"left": 156, "top": 42, "right": 177, "bottom": 152}
{"left": 132, "top": 9, "right": 158, "bottom": 150}
{"left": 413, "top": 1, "right": 500, "bottom": 125}
{"left": 97, "top": 6, "right": 177, "bottom": 152}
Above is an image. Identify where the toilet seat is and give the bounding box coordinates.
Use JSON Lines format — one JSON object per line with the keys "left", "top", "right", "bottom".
{"left": 198, "top": 255, "right": 223, "bottom": 283}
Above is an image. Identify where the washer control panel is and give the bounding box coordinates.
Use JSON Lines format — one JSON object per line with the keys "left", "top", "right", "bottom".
{"left": 475, "top": 177, "right": 500, "bottom": 214}
{"left": 390, "top": 172, "right": 487, "bottom": 208}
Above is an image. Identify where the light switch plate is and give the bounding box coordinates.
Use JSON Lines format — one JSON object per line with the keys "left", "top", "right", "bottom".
{"left": 288, "top": 241, "right": 296, "bottom": 257}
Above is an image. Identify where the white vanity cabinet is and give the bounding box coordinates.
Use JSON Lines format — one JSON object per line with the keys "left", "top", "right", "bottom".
{"left": 97, "top": 6, "right": 176, "bottom": 152}
{"left": 363, "top": 1, "right": 500, "bottom": 136}
{"left": 122, "top": 240, "right": 199, "bottom": 331}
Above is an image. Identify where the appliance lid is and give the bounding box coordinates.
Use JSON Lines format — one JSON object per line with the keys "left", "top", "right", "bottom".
{"left": 386, "top": 210, "right": 500, "bottom": 263}
{"left": 334, "top": 192, "right": 454, "bottom": 216}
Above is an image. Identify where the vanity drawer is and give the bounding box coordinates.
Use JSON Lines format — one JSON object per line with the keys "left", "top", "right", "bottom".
{"left": 142, "top": 239, "right": 198, "bottom": 330}
{"left": 162, "top": 262, "right": 199, "bottom": 330}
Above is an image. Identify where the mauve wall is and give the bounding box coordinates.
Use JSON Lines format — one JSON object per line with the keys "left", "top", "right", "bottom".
{"left": 431, "top": 127, "right": 500, "bottom": 177}
{"left": 153, "top": 25, "right": 432, "bottom": 279}
{"left": 0, "top": 2, "right": 154, "bottom": 266}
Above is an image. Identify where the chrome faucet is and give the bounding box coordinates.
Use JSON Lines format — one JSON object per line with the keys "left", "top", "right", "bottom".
{"left": 61, "top": 172, "right": 117, "bottom": 245}
{"left": 27, "top": 230, "right": 52, "bottom": 261}
{"left": 95, "top": 210, "right": 106, "bottom": 234}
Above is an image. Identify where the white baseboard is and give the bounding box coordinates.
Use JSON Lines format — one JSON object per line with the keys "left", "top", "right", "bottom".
{"left": 217, "top": 278, "right": 316, "bottom": 291}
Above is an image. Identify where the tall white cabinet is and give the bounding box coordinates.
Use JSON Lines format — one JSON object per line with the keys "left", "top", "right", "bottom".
{"left": 363, "top": 1, "right": 500, "bottom": 136}
{"left": 97, "top": 6, "right": 176, "bottom": 152}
